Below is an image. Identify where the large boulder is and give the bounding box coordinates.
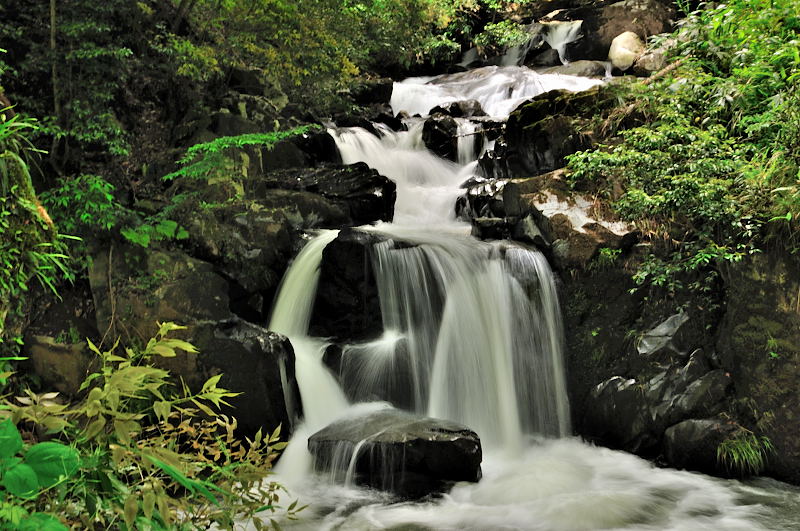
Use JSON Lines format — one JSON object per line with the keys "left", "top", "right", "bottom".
{"left": 507, "top": 170, "right": 636, "bottom": 260}
{"left": 309, "top": 228, "right": 385, "bottom": 341}
{"left": 256, "top": 162, "right": 396, "bottom": 225}
{"left": 88, "top": 244, "right": 301, "bottom": 436}
{"left": 422, "top": 113, "right": 460, "bottom": 161}
{"left": 564, "top": 0, "right": 676, "bottom": 62}
{"left": 308, "top": 408, "right": 482, "bottom": 497}
{"left": 632, "top": 36, "right": 675, "bottom": 76}
{"left": 583, "top": 349, "right": 732, "bottom": 453}
{"left": 350, "top": 78, "right": 394, "bottom": 106}
{"left": 176, "top": 200, "right": 296, "bottom": 319}
{"left": 636, "top": 312, "right": 696, "bottom": 363}
{"left": 24, "top": 337, "right": 95, "bottom": 396}
{"left": 608, "top": 31, "right": 646, "bottom": 71}
{"left": 663, "top": 419, "right": 739, "bottom": 476}
{"left": 478, "top": 88, "right": 612, "bottom": 182}
{"left": 429, "top": 100, "right": 487, "bottom": 118}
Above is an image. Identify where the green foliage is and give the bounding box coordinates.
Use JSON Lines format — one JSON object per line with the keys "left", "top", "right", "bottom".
{"left": 473, "top": 20, "right": 528, "bottom": 54}
{"left": 588, "top": 247, "right": 622, "bottom": 271}
{"left": 3, "top": 322, "right": 300, "bottom": 529}
{"left": 0, "top": 113, "right": 73, "bottom": 355}
{"left": 0, "top": 419, "right": 78, "bottom": 530}
{"left": 40, "top": 174, "right": 119, "bottom": 235}
{"left": 717, "top": 428, "right": 774, "bottom": 476}
{"left": 163, "top": 128, "right": 314, "bottom": 182}
{"left": 567, "top": 0, "right": 800, "bottom": 292}
{"left": 121, "top": 218, "right": 189, "bottom": 249}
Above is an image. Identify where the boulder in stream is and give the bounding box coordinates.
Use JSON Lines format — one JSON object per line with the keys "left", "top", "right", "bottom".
{"left": 308, "top": 408, "right": 482, "bottom": 498}
{"left": 422, "top": 113, "right": 459, "bottom": 161}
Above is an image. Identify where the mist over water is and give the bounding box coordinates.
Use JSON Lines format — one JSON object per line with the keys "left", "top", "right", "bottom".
{"left": 263, "top": 64, "right": 799, "bottom": 529}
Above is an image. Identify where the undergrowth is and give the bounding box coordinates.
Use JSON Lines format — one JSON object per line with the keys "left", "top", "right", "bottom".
{"left": 566, "top": 0, "right": 800, "bottom": 289}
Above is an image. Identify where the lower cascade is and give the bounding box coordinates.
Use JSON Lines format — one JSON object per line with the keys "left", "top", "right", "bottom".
{"left": 264, "top": 65, "right": 793, "bottom": 530}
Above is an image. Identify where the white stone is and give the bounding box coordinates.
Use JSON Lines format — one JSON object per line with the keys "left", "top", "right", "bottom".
{"left": 608, "top": 31, "right": 646, "bottom": 71}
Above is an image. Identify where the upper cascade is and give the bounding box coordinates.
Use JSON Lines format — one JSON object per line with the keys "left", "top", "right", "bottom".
{"left": 391, "top": 65, "right": 604, "bottom": 118}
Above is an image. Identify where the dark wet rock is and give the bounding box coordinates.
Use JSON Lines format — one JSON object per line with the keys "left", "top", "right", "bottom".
{"left": 263, "top": 130, "right": 342, "bottom": 171}
{"left": 583, "top": 350, "right": 732, "bottom": 453}
{"left": 479, "top": 88, "right": 612, "bottom": 181}
{"left": 717, "top": 252, "right": 800, "bottom": 483}
{"left": 528, "top": 48, "right": 561, "bottom": 67}
{"left": 337, "top": 338, "right": 415, "bottom": 410}
{"left": 664, "top": 419, "right": 739, "bottom": 475}
{"left": 422, "top": 113, "right": 459, "bottom": 161}
{"left": 637, "top": 312, "right": 699, "bottom": 363}
{"left": 177, "top": 201, "right": 295, "bottom": 313}
{"left": 429, "top": 100, "right": 487, "bottom": 118}
{"left": 564, "top": 0, "right": 676, "bottom": 62}
{"left": 512, "top": 214, "right": 552, "bottom": 248}
{"left": 520, "top": 23, "right": 550, "bottom": 58}
{"left": 372, "top": 111, "right": 405, "bottom": 132}
{"left": 309, "top": 228, "right": 385, "bottom": 342}
{"left": 257, "top": 162, "right": 396, "bottom": 225}
{"left": 480, "top": 114, "right": 589, "bottom": 181}
{"left": 227, "top": 67, "right": 289, "bottom": 108}
{"left": 184, "top": 321, "right": 300, "bottom": 437}
{"left": 456, "top": 177, "right": 507, "bottom": 221}
{"left": 471, "top": 217, "right": 512, "bottom": 240}
{"left": 350, "top": 78, "right": 394, "bottom": 106}
{"left": 308, "top": 408, "right": 482, "bottom": 498}
{"left": 211, "top": 110, "right": 262, "bottom": 137}
{"left": 333, "top": 115, "right": 380, "bottom": 137}
{"left": 88, "top": 244, "right": 301, "bottom": 436}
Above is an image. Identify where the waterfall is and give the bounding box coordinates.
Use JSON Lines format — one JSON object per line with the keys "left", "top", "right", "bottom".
{"left": 260, "top": 30, "right": 781, "bottom": 531}
{"left": 543, "top": 20, "right": 583, "bottom": 65}
{"left": 391, "top": 65, "right": 603, "bottom": 118}
{"left": 321, "top": 68, "right": 582, "bottom": 449}
{"left": 269, "top": 230, "right": 349, "bottom": 478}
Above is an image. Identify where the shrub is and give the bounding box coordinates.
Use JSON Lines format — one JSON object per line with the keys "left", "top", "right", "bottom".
{"left": 2, "top": 322, "right": 301, "bottom": 529}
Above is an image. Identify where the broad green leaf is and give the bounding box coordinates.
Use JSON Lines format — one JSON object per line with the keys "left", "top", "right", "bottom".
{"left": 146, "top": 455, "right": 219, "bottom": 506}
{"left": 19, "top": 513, "right": 68, "bottom": 531}
{"left": 153, "top": 400, "right": 171, "bottom": 423}
{"left": 124, "top": 493, "right": 138, "bottom": 528}
{"left": 0, "top": 418, "right": 22, "bottom": 459}
{"left": 2, "top": 463, "right": 39, "bottom": 498}
{"left": 24, "top": 442, "right": 80, "bottom": 487}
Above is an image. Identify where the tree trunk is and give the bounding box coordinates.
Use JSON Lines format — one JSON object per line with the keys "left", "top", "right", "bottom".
{"left": 171, "top": 0, "right": 197, "bottom": 33}
{"left": 49, "top": 0, "right": 64, "bottom": 175}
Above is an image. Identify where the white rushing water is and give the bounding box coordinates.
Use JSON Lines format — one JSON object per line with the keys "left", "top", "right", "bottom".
{"left": 261, "top": 64, "right": 798, "bottom": 529}
{"left": 269, "top": 229, "right": 350, "bottom": 479}
{"left": 390, "top": 65, "right": 603, "bottom": 118}
{"left": 543, "top": 20, "right": 584, "bottom": 65}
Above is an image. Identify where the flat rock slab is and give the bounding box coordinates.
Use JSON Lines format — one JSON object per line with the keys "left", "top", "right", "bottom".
{"left": 308, "top": 409, "right": 482, "bottom": 498}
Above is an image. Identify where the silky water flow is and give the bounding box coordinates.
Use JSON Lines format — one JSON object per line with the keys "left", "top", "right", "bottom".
{"left": 261, "top": 65, "right": 799, "bottom": 530}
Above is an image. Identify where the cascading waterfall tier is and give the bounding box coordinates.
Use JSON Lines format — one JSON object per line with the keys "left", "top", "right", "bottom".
{"left": 390, "top": 65, "right": 603, "bottom": 118}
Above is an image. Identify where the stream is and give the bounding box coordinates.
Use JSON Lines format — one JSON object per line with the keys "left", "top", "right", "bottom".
{"left": 260, "top": 56, "right": 800, "bottom": 530}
